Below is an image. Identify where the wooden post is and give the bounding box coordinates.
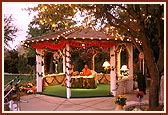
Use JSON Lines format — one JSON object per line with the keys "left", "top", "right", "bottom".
{"left": 110, "top": 46, "right": 116, "bottom": 96}
{"left": 65, "top": 44, "right": 71, "bottom": 99}
{"left": 36, "top": 49, "right": 43, "bottom": 92}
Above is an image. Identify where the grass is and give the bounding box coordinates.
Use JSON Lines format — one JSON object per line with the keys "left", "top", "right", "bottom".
{"left": 4, "top": 75, "right": 112, "bottom": 98}
{"left": 41, "top": 84, "right": 111, "bottom": 98}
{"left": 4, "top": 75, "right": 36, "bottom": 86}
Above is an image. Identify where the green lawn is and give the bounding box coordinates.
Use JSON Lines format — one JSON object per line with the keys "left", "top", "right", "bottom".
{"left": 4, "top": 75, "right": 112, "bottom": 98}
{"left": 41, "top": 84, "right": 112, "bottom": 98}
{"left": 4, "top": 75, "right": 36, "bottom": 86}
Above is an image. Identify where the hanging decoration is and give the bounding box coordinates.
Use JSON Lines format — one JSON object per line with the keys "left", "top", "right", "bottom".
{"left": 31, "top": 40, "right": 67, "bottom": 50}
{"left": 30, "top": 40, "right": 116, "bottom": 50}
{"left": 38, "top": 72, "right": 43, "bottom": 77}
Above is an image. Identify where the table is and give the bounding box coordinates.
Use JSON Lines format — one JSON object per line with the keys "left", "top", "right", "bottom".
{"left": 71, "top": 75, "right": 96, "bottom": 89}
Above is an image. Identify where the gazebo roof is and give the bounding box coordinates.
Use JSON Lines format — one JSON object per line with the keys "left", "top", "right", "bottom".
{"left": 22, "top": 26, "right": 131, "bottom": 50}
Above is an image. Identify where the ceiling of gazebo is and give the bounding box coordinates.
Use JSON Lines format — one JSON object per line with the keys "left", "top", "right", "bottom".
{"left": 22, "top": 26, "right": 131, "bottom": 50}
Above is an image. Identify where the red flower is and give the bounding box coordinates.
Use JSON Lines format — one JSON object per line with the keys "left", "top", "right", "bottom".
{"left": 136, "top": 91, "right": 144, "bottom": 98}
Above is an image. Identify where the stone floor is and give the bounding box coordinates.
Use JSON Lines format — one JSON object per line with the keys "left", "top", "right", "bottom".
{"left": 3, "top": 89, "right": 164, "bottom": 113}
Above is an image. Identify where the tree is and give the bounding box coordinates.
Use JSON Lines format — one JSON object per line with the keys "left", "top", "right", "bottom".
{"left": 17, "top": 54, "right": 31, "bottom": 74}
{"left": 25, "top": 4, "right": 77, "bottom": 36}
{"left": 4, "top": 49, "right": 19, "bottom": 73}
{"left": 17, "top": 45, "right": 35, "bottom": 74}
{"left": 4, "top": 15, "right": 19, "bottom": 49}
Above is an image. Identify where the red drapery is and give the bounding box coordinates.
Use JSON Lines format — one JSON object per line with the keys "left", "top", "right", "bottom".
{"left": 31, "top": 41, "right": 67, "bottom": 50}
{"left": 30, "top": 40, "right": 116, "bottom": 50}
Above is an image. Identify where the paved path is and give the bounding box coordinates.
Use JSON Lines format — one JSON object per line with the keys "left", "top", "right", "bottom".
{"left": 17, "top": 90, "right": 149, "bottom": 112}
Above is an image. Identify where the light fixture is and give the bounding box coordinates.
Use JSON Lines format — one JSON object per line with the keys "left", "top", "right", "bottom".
{"left": 102, "top": 60, "right": 111, "bottom": 73}
{"left": 102, "top": 60, "right": 111, "bottom": 68}
{"left": 120, "top": 65, "right": 128, "bottom": 71}
{"left": 120, "top": 65, "right": 129, "bottom": 77}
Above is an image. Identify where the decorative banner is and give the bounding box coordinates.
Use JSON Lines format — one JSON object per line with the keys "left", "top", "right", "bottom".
{"left": 30, "top": 40, "right": 116, "bottom": 50}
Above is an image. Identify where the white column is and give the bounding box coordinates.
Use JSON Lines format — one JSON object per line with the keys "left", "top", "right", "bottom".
{"left": 116, "top": 49, "right": 121, "bottom": 78}
{"left": 110, "top": 46, "right": 116, "bottom": 96}
{"left": 63, "top": 48, "right": 66, "bottom": 73}
{"left": 36, "top": 49, "right": 43, "bottom": 92}
{"left": 65, "top": 44, "right": 71, "bottom": 99}
{"left": 41, "top": 50, "right": 45, "bottom": 77}
{"left": 127, "top": 44, "right": 133, "bottom": 93}
{"left": 127, "top": 44, "right": 133, "bottom": 79}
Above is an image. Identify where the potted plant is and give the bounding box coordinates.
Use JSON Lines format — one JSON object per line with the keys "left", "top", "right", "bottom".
{"left": 115, "top": 94, "right": 127, "bottom": 110}
{"left": 19, "top": 82, "right": 36, "bottom": 95}
{"left": 136, "top": 91, "right": 144, "bottom": 102}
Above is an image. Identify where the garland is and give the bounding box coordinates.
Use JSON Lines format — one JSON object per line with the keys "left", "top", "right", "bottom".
{"left": 54, "top": 75, "right": 66, "bottom": 84}
{"left": 43, "top": 75, "right": 66, "bottom": 85}
{"left": 98, "top": 74, "right": 111, "bottom": 83}
{"left": 43, "top": 77, "right": 55, "bottom": 85}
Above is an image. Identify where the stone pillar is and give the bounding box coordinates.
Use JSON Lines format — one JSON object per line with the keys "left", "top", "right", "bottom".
{"left": 65, "top": 44, "right": 71, "bottom": 99}
{"left": 110, "top": 46, "right": 116, "bottom": 96}
{"left": 36, "top": 49, "right": 43, "bottom": 92}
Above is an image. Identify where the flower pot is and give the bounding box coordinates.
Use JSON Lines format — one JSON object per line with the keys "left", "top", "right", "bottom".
{"left": 116, "top": 104, "right": 124, "bottom": 110}
{"left": 137, "top": 97, "right": 142, "bottom": 102}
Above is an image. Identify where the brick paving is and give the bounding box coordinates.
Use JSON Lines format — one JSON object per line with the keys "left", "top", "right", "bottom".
{"left": 14, "top": 90, "right": 150, "bottom": 112}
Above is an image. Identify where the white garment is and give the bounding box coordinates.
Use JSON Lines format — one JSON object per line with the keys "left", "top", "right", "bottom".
{"left": 133, "top": 81, "right": 138, "bottom": 89}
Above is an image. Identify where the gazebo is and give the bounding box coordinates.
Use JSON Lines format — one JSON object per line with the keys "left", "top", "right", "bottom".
{"left": 22, "top": 26, "right": 134, "bottom": 98}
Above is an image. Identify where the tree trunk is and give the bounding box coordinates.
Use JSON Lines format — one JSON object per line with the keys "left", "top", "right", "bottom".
{"left": 157, "top": 44, "right": 164, "bottom": 74}
{"left": 141, "top": 32, "right": 160, "bottom": 107}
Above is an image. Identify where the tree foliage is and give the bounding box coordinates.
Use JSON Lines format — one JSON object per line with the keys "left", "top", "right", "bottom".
{"left": 17, "top": 55, "right": 32, "bottom": 74}
{"left": 4, "top": 49, "right": 19, "bottom": 73}
{"left": 4, "top": 15, "right": 19, "bottom": 49}
{"left": 4, "top": 46, "right": 35, "bottom": 74}
{"left": 25, "top": 4, "right": 77, "bottom": 38}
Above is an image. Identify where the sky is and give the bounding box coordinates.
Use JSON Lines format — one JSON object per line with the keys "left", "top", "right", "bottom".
{"left": 2, "top": 2, "right": 38, "bottom": 49}
{"left": 2, "top": 2, "right": 85, "bottom": 50}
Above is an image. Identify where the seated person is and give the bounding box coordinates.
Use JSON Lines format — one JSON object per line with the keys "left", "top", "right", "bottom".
{"left": 82, "top": 65, "right": 92, "bottom": 76}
